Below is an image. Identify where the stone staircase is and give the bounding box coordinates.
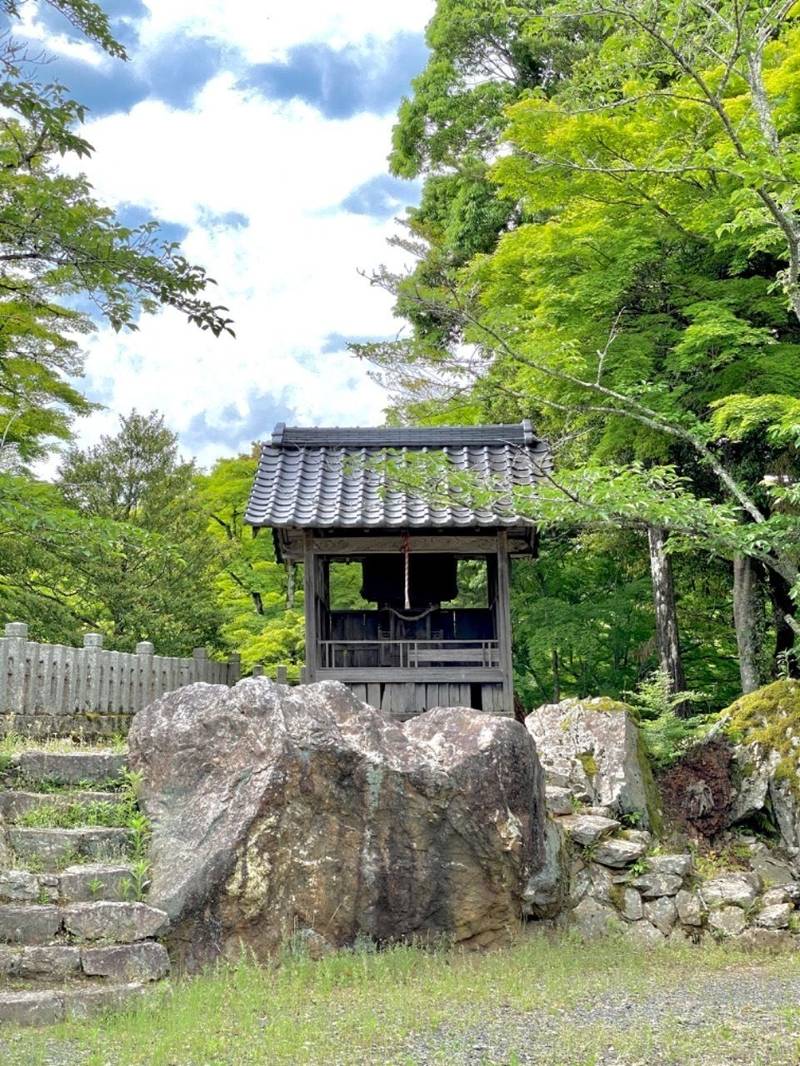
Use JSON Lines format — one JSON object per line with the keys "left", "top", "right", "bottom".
{"left": 0, "top": 749, "right": 170, "bottom": 1026}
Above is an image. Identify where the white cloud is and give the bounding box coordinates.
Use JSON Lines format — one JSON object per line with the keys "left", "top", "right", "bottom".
{"left": 67, "top": 74, "right": 416, "bottom": 467}
{"left": 139, "top": 0, "right": 435, "bottom": 59}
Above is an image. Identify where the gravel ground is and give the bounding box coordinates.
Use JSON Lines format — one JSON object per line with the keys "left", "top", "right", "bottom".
{"left": 388, "top": 970, "right": 800, "bottom": 1065}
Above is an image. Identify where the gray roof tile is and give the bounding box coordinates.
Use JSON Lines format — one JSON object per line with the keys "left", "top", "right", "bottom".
{"left": 246, "top": 422, "right": 550, "bottom": 529}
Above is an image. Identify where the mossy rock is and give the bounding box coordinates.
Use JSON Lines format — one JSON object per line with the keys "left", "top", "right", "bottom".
{"left": 722, "top": 680, "right": 800, "bottom": 792}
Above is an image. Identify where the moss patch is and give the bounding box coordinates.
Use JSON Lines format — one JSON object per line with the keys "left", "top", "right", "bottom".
{"left": 722, "top": 680, "right": 800, "bottom": 792}
{"left": 577, "top": 751, "right": 598, "bottom": 778}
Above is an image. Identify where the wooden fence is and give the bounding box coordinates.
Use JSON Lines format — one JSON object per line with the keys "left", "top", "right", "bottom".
{"left": 0, "top": 622, "right": 241, "bottom": 738}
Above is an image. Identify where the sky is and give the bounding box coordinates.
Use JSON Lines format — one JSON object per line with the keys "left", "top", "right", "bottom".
{"left": 17, "top": 0, "right": 436, "bottom": 468}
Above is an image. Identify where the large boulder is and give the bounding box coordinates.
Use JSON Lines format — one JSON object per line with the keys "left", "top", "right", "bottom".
{"left": 721, "top": 681, "right": 800, "bottom": 854}
{"left": 525, "top": 698, "right": 660, "bottom": 829}
{"left": 128, "top": 678, "right": 545, "bottom": 971}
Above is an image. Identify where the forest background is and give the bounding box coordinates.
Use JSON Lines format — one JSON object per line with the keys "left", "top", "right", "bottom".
{"left": 2, "top": 0, "right": 799, "bottom": 724}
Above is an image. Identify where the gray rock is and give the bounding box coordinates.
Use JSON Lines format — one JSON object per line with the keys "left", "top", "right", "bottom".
{"left": 631, "top": 871, "right": 683, "bottom": 898}
{"left": 755, "top": 903, "right": 793, "bottom": 929}
{"left": 560, "top": 814, "right": 620, "bottom": 848}
{"left": 129, "top": 678, "right": 546, "bottom": 970}
{"left": 620, "top": 829, "right": 652, "bottom": 847}
{"left": 568, "top": 864, "right": 592, "bottom": 907}
{"left": 592, "top": 837, "right": 646, "bottom": 868}
{"left": 646, "top": 854, "right": 692, "bottom": 879}
{"left": 644, "top": 896, "right": 678, "bottom": 935}
{"left": 59, "top": 863, "right": 133, "bottom": 903}
{"left": 748, "top": 843, "right": 797, "bottom": 887}
{"left": 0, "top": 869, "right": 39, "bottom": 902}
{"left": 0, "top": 989, "right": 63, "bottom": 1026}
{"left": 18, "top": 945, "right": 81, "bottom": 978}
{"left": 523, "top": 818, "right": 569, "bottom": 919}
{"left": 587, "top": 863, "right": 617, "bottom": 905}
{"left": 0, "top": 904, "right": 61, "bottom": 945}
{"left": 16, "top": 751, "right": 126, "bottom": 787}
{"left": 0, "top": 947, "right": 17, "bottom": 977}
{"left": 762, "top": 886, "right": 793, "bottom": 907}
{"left": 544, "top": 786, "right": 573, "bottom": 816}
{"left": 288, "top": 928, "right": 335, "bottom": 961}
{"left": 621, "top": 887, "right": 643, "bottom": 921}
{"left": 701, "top": 872, "right": 761, "bottom": 909}
{"left": 526, "top": 698, "right": 660, "bottom": 828}
{"left": 708, "top": 905, "right": 747, "bottom": 937}
{"left": 626, "top": 919, "right": 665, "bottom": 945}
{"left": 675, "top": 889, "right": 705, "bottom": 927}
{"left": 737, "top": 927, "right": 796, "bottom": 952}
{"left": 62, "top": 901, "right": 168, "bottom": 943}
{"left": 570, "top": 896, "right": 621, "bottom": 938}
{"left": 81, "top": 941, "right": 170, "bottom": 981}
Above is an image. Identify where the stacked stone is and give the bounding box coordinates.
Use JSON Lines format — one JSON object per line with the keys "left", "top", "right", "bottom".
{"left": 0, "top": 750, "right": 171, "bottom": 1026}
{"left": 525, "top": 697, "right": 800, "bottom": 947}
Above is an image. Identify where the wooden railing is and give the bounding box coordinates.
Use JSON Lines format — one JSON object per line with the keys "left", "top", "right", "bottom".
{"left": 318, "top": 639, "right": 500, "bottom": 670}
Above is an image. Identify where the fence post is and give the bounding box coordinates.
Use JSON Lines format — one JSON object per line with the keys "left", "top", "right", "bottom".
{"left": 299, "top": 667, "right": 308, "bottom": 685}
{"left": 3, "top": 622, "right": 28, "bottom": 715}
{"left": 227, "top": 653, "right": 241, "bottom": 687}
{"left": 83, "top": 633, "right": 103, "bottom": 712}
{"left": 251, "top": 663, "right": 264, "bottom": 677}
{"left": 275, "top": 665, "right": 288, "bottom": 685}
{"left": 193, "top": 647, "right": 208, "bottom": 682}
{"left": 136, "top": 641, "right": 154, "bottom": 712}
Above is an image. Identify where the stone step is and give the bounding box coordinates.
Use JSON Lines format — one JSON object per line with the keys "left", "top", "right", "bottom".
{"left": 8, "top": 826, "right": 130, "bottom": 867}
{"left": 0, "top": 941, "right": 169, "bottom": 982}
{"left": 0, "top": 901, "right": 168, "bottom": 945}
{"left": 0, "top": 864, "right": 135, "bottom": 904}
{"left": 0, "top": 981, "right": 147, "bottom": 1027}
{"left": 9, "top": 751, "right": 127, "bottom": 787}
{"left": 0, "top": 789, "right": 124, "bottom": 821}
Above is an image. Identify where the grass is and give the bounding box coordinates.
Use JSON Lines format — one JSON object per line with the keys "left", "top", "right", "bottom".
{"left": 0, "top": 732, "right": 128, "bottom": 757}
{"left": 16, "top": 800, "right": 130, "bottom": 829}
{"left": 1, "top": 933, "right": 799, "bottom": 1065}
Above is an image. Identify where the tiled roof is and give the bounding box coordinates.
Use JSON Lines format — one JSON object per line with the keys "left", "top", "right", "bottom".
{"left": 245, "top": 422, "right": 550, "bottom": 529}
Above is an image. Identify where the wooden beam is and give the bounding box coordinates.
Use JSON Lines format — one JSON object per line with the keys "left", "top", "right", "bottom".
{"left": 303, "top": 531, "right": 318, "bottom": 681}
{"left": 311, "top": 535, "right": 502, "bottom": 555}
{"left": 315, "top": 667, "right": 504, "bottom": 683}
{"left": 496, "top": 530, "right": 514, "bottom": 714}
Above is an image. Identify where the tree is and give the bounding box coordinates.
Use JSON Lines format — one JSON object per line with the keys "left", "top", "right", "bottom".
{"left": 0, "top": 0, "right": 233, "bottom": 459}
{"left": 197, "top": 454, "right": 305, "bottom": 674}
{"left": 361, "top": 0, "right": 800, "bottom": 701}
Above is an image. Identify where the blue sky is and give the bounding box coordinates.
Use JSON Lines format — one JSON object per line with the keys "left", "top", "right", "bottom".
{"left": 18, "top": 0, "right": 434, "bottom": 466}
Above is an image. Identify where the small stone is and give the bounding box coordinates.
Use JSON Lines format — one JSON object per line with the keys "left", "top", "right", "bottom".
{"left": 18, "top": 945, "right": 81, "bottom": 978}
{"left": 646, "top": 854, "right": 693, "bottom": 879}
{"left": 676, "top": 889, "right": 705, "bottom": 927}
{"left": 81, "top": 941, "right": 170, "bottom": 981}
{"left": 701, "top": 873, "right": 761, "bottom": 909}
{"left": 621, "top": 887, "right": 643, "bottom": 921}
{"left": 288, "top": 929, "right": 334, "bottom": 961}
{"left": 570, "top": 897, "right": 622, "bottom": 938}
{"left": 560, "top": 814, "right": 620, "bottom": 847}
{"left": 762, "top": 887, "right": 793, "bottom": 907}
{"left": 0, "top": 947, "right": 18, "bottom": 976}
{"left": 755, "top": 903, "right": 793, "bottom": 930}
{"left": 0, "top": 904, "right": 62, "bottom": 945}
{"left": 62, "top": 902, "right": 168, "bottom": 943}
{"left": 626, "top": 919, "right": 665, "bottom": 945}
{"left": 62, "top": 982, "right": 146, "bottom": 1020}
{"left": 644, "top": 896, "right": 678, "bottom": 935}
{"left": 59, "top": 864, "right": 133, "bottom": 903}
{"left": 584, "top": 805, "right": 614, "bottom": 819}
{"left": 592, "top": 837, "right": 647, "bottom": 869}
{"left": 0, "top": 989, "right": 63, "bottom": 1026}
{"left": 708, "top": 905, "right": 747, "bottom": 937}
{"left": 545, "top": 786, "right": 573, "bottom": 816}
{"left": 0, "top": 870, "right": 39, "bottom": 902}
{"left": 631, "top": 872, "right": 683, "bottom": 899}
{"left": 620, "top": 829, "right": 652, "bottom": 847}
{"left": 588, "top": 863, "right": 616, "bottom": 905}
{"left": 569, "top": 865, "right": 592, "bottom": 907}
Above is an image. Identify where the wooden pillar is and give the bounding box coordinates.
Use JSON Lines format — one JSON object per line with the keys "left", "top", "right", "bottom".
{"left": 496, "top": 531, "right": 514, "bottom": 714}
{"left": 303, "top": 531, "right": 318, "bottom": 681}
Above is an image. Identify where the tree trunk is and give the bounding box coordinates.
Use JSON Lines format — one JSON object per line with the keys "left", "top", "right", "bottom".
{"left": 732, "top": 554, "right": 764, "bottom": 694}
{"left": 647, "top": 525, "right": 688, "bottom": 714}
{"left": 552, "top": 647, "right": 560, "bottom": 704}
{"left": 766, "top": 567, "right": 799, "bottom": 678}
